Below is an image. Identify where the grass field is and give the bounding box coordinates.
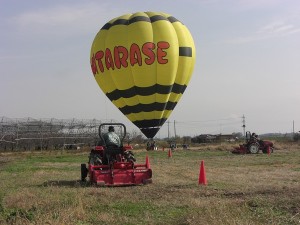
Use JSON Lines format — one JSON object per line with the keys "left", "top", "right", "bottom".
{"left": 0, "top": 142, "right": 299, "bottom": 225}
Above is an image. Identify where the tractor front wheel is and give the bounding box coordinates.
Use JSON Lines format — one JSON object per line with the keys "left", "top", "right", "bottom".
{"left": 124, "top": 151, "right": 136, "bottom": 163}
{"left": 248, "top": 143, "right": 259, "bottom": 154}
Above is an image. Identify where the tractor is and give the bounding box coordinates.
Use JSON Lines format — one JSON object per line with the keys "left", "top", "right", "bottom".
{"left": 232, "top": 131, "right": 274, "bottom": 154}
{"left": 146, "top": 139, "right": 157, "bottom": 151}
{"left": 81, "top": 123, "right": 152, "bottom": 186}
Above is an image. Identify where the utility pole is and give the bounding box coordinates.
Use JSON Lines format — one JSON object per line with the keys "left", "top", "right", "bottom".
{"left": 242, "top": 114, "right": 246, "bottom": 138}
{"left": 293, "top": 120, "right": 295, "bottom": 135}
{"left": 174, "top": 120, "right": 177, "bottom": 138}
{"left": 167, "top": 121, "right": 170, "bottom": 141}
{"left": 293, "top": 120, "right": 295, "bottom": 141}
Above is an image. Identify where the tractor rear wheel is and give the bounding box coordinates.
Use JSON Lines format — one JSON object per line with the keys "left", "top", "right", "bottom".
{"left": 81, "top": 163, "right": 88, "bottom": 181}
{"left": 248, "top": 143, "right": 259, "bottom": 154}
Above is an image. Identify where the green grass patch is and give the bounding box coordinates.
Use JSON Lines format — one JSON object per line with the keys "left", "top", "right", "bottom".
{"left": 0, "top": 144, "right": 300, "bottom": 225}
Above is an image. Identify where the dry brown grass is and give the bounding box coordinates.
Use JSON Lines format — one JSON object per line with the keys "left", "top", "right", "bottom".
{"left": 0, "top": 142, "right": 300, "bottom": 224}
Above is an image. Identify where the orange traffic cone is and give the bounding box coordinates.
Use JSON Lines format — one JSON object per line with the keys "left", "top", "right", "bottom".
{"left": 168, "top": 149, "right": 172, "bottom": 158}
{"left": 145, "top": 155, "right": 151, "bottom": 169}
{"left": 199, "top": 160, "right": 207, "bottom": 185}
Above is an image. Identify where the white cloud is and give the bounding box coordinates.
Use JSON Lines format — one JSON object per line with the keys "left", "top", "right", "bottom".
{"left": 259, "top": 22, "right": 297, "bottom": 35}
{"left": 233, "top": 0, "right": 285, "bottom": 10}
{"left": 12, "top": 2, "right": 125, "bottom": 37}
{"left": 226, "top": 20, "right": 300, "bottom": 44}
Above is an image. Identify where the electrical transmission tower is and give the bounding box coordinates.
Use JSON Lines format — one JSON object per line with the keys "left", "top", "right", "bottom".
{"left": 242, "top": 114, "right": 246, "bottom": 137}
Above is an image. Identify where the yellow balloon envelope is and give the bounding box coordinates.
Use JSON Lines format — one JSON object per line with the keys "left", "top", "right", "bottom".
{"left": 90, "top": 12, "right": 196, "bottom": 138}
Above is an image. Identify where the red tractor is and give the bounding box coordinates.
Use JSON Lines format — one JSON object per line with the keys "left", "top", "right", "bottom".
{"left": 146, "top": 139, "right": 157, "bottom": 151}
{"left": 81, "top": 123, "right": 152, "bottom": 186}
{"left": 232, "top": 131, "right": 274, "bottom": 154}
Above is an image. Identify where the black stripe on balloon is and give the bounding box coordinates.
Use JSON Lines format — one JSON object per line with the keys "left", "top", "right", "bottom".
{"left": 101, "top": 14, "right": 182, "bottom": 30}
{"left": 167, "top": 16, "right": 180, "bottom": 23}
{"left": 140, "top": 127, "right": 160, "bottom": 138}
{"left": 106, "top": 83, "right": 187, "bottom": 101}
{"left": 133, "top": 118, "right": 167, "bottom": 128}
{"left": 113, "top": 19, "right": 129, "bottom": 26}
{"left": 119, "top": 101, "right": 178, "bottom": 115}
{"left": 129, "top": 16, "right": 151, "bottom": 24}
{"left": 179, "top": 47, "right": 192, "bottom": 57}
{"left": 101, "top": 23, "right": 112, "bottom": 30}
{"left": 150, "top": 15, "right": 168, "bottom": 23}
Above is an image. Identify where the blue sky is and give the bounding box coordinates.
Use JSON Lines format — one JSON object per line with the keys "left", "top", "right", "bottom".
{"left": 1, "top": 0, "right": 300, "bottom": 137}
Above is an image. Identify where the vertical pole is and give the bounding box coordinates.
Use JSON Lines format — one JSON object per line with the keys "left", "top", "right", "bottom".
{"left": 40, "top": 119, "right": 43, "bottom": 151}
{"left": 242, "top": 115, "right": 246, "bottom": 139}
{"left": 174, "top": 120, "right": 177, "bottom": 139}
{"left": 16, "top": 121, "right": 19, "bottom": 151}
{"left": 167, "top": 121, "right": 170, "bottom": 141}
{"left": 293, "top": 120, "right": 295, "bottom": 141}
{"left": 293, "top": 120, "right": 295, "bottom": 135}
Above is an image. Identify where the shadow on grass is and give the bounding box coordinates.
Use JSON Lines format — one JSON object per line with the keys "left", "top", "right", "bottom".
{"left": 42, "top": 180, "right": 90, "bottom": 188}
{"left": 41, "top": 180, "right": 146, "bottom": 188}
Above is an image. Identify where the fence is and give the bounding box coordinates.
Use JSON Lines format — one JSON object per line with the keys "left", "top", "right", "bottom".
{"left": 0, "top": 117, "right": 117, "bottom": 151}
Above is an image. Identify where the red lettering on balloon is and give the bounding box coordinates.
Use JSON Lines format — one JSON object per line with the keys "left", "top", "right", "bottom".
{"left": 95, "top": 51, "right": 104, "bottom": 73}
{"left": 157, "top": 41, "right": 169, "bottom": 64}
{"left": 130, "top": 43, "right": 142, "bottom": 66}
{"left": 90, "top": 54, "right": 98, "bottom": 75}
{"left": 114, "top": 46, "right": 128, "bottom": 69}
{"left": 90, "top": 41, "right": 171, "bottom": 74}
{"left": 105, "top": 48, "right": 115, "bottom": 70}
{"left": 142, "top": 42, "right": 155, "bottom": 65}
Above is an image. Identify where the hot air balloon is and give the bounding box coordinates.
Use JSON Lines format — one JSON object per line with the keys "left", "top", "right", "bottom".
{"left": 90, "top": 12, "right": 196, "bottom": 138}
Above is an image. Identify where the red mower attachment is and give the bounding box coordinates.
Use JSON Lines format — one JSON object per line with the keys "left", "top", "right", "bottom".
{"left": 81, "top": 123, "right": 152, "bottom": 186}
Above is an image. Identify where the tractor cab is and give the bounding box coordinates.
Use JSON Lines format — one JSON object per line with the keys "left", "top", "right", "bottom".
{"left": 245, "top": 131, "right": 251, "bottom": 142}
{"left": 98, "top": 123, "right": 132, "bottom": 164}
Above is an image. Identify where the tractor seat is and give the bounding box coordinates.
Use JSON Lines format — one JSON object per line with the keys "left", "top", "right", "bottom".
{"left": 105, "top": 145, "right": 123, "bottom": 155}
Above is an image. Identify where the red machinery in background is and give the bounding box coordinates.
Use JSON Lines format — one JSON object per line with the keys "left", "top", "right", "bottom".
{"left": 232, "top": 131, "right": 274, "bottom": 154}
{"left": 81, "top": 123, "right": 152, "bottom": 186}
